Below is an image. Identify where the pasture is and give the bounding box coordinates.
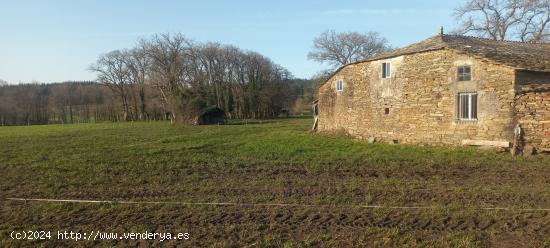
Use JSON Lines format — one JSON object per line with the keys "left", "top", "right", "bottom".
{"left": 1, "top": 118, "right": 550, "bottom": 247}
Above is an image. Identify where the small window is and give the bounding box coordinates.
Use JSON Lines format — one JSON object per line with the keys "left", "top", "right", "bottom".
{"left": 382, "top": 62, "right": 391, "bottom": 79}
{"left": 457, "top": 66, "right": 472, "bottom": 81}
{"left": 336, "top": 79, "right": 344, "bottom": 92}
{"left": 456, "top": 93, "right": 477, "bottom": 120}
{"left": 384, "top": 108, "right": 390, "bottom": 115}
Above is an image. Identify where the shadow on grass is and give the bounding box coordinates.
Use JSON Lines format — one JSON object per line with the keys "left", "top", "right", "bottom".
{"left": 287, "top": 115, "right": 313, "bottom": 120}
{"left": 224, "top": 120, "right": 278, "bottom": 125}
{"left": 224, "top": 116, "right": 313, "bottom": 126}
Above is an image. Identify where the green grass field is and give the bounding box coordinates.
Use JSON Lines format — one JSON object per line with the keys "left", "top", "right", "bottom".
{"left": 2, "top": 118, "right": 550, "bottom": 247}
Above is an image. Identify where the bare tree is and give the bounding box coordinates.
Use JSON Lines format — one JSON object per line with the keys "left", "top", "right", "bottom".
{"left": 307, "top": 30, "right": 391, "bottom": 68}
{"left": 0, "top": 79, "right": 7, "bottom": 86}
{"left": 89, "top": 50, "right": 132, "bottom": 121}
{"left": 142, "top": 33, "right": 198, "bottom": 124}
{"left": 127, "top": 47, "right": 151, "bottom": 120}
{"left": 518, "top": 0, "right": 550, "bottom": 41}
{"left": 455, "top": 0, "right": 550, "bottom": 42}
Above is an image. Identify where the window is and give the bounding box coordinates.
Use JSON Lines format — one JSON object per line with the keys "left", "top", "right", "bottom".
{"left": 336, "top": 79, "right": 344, "bottom": 92}
{"left": 382, "top": 62, "right": 391, "bottom": 79}
{"left": 384, "top": 108, "right": 390, "bottom": 115}
{"left": 457, "top": 93, "right": 477, "bottom": 120}
{"left": 457, "top": 66, "right": 472, "bottom": 81}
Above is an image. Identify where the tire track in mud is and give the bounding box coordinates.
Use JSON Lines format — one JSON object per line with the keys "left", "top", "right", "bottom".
{"left": 183, "top": 207, "right": 550, "bottom": 236}
{"left": 5, "top": 201, "right": 550, "bottom": 247}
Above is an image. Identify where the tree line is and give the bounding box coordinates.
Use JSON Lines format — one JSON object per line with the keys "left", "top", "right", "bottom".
{"left": 0, "top": 33, "right": 314, "bottom": 126}
{"left": 0, "top": 81, "right": 169, "bottom": 126}
{"left": 89, "top": 33, "right": 308, "bottom": 125}
{"left": 0, "top": 78, "right": 313, "bottom": 126}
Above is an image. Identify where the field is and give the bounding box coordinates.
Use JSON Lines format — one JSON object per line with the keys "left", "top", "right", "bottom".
{"left": 1, "top": 118, "right": 550, "bottom": 247}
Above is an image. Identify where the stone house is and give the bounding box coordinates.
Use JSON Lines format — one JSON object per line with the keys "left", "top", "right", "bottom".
{"left": 317, "top": 34, "right": 550, "bottom": 153}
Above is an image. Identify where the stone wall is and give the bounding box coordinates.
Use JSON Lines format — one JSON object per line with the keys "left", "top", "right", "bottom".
{"left": 515, "top": 82, "right": 550, "bottom": 152}
{"left": 317, "top": 48, "right": 518, "bottom": 146}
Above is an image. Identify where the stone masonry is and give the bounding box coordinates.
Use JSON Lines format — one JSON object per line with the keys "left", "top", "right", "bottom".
{"left": 317, "top": 35, "right": 550, "bottom": 152}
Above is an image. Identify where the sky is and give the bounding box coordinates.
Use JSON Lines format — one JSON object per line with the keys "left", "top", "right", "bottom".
{"left": 0, "top": 0, "right": 459, "bottom": 83}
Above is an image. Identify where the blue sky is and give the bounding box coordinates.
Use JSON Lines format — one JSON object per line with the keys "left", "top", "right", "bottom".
{"left": 0, "top": 0, "right": 459, "bottom": 83}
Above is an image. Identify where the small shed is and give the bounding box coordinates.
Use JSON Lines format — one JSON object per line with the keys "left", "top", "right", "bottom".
{"left": 278, "top": 108, "right": 290, "bottom": 118}
{"left": 195, "top": 106, "right": 225, "bottom": 125}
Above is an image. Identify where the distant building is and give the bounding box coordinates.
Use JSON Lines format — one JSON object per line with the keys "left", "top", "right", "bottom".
{"left": 317, "top": 34, "right": 550, "bottom": 153}
{"left": 195, "top": 106, "right": 225, "bottom": 125}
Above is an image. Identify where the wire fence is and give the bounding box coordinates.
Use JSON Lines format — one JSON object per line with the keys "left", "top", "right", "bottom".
{"left": 6, "top": 197, "right": 550, "bottom": 212}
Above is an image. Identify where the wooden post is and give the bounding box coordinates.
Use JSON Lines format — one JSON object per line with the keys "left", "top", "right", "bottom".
{"left": 311, "top": 100, "right": 319, "bottom": 132}
{"left": 511, "top": 124, "right": 522, "bottom": 156}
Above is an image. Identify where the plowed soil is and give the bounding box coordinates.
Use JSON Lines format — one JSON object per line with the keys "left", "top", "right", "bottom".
{"left": 1, "top": 119, "right": 550, "bottom": 247}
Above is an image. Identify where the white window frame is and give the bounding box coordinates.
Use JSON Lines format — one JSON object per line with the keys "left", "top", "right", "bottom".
{"left": 457, "top": 65, "right": 472, "bottom": 81}
{"left": 336, "top": 79, "right": 344, "bottom": 92}
{"left": 457, "top": 92, "right": 478, "bottom": 121}
{"left": 381, "top": 62, "right": 391, "bottom": 79}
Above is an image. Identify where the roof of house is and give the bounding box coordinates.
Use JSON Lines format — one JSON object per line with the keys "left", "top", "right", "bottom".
{"left": 328, "top": 34, "right": 550, "bottom": 80}
{"left": 372, "top": 34, "right": 550, "bottom": 71}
